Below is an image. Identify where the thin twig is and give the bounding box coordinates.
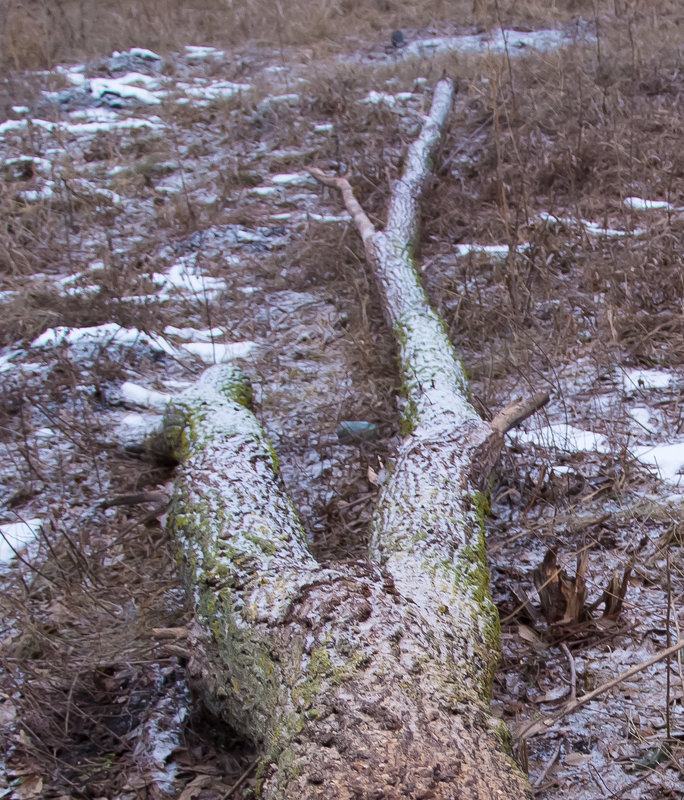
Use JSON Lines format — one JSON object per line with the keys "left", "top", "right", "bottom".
{"left": 560, "top": 642, "right": 577, "bottom": 702}
{"left": 519, "top": 638, "right": 684, "bottom": 739}
{"left": 224, "top": 756, "right": 260, "bottom": 799}
{"left": 63, "top": 673, "right": 79, "bottom": 737}
{"left": 532, "top": 738, "right": 562, "bottom": 789}
{"left": 665, "top": 547, "right": 672, "bottom": 739}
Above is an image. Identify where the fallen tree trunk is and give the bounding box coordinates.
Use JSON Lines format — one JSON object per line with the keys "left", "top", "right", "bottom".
{"left": 165, "top": 77, "right": 542, "bottom": 798}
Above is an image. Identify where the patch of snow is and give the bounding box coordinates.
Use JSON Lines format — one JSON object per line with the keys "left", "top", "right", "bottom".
{"left": 271, "top": 172, "right": 316, "bottom": 187}
{"left": 185, "top": 45, "right": 225, "bottom": 59}
{"left": 398, "top": 27, "right": 577, "bottom": 60}
{"left": 118, "top": 294, "right": 166, "bottom": 304}
{"left": 536, "top": 212, "right": 642, "bottom": 238}
{"left": 116, "top": 411, "right": 163, "bottom": 441}
{"left": 127, "top": 47, "right": 162, "bottom": 60}
{"left": 627, "top": 406, "right": 657, "bottom": 434}
{"left": 549, "top": 464, "right": 574, "bottom": 474}
{"left": 249, "top": 186, "right": 280, "bottom": 197}
{"left": 0, "top": 117, "right": 162, "bottom": 138}
{"left": 0, "top": 519, "right": 42, "bottom": 564}
{"left": 152, "top": 263, "right": 226, "bottom": 298}
{"left": 60, "top": 284, "right": 101, "bottom": 298}
{"left": 34, "top": 427, "right": 56, "bottom": 440}
{"left": 11, "top": 105, "right": 30, "bottom": 115}
{"left": 89, "top": 77, "right": 161, "bottom": 105}
{"left": 633, "top": 442, "right": 684, "bottom": 485}
{"left": 162, "top": 379, "right": 192, "bottom": 392}
{"left": 264, "top": 93, "right": 299, "bottom": 105}
{"left": 181, "top": 341, "right": 257, "bottom": 364}
{"left": 455, "top": 243, "right": 521, "bottom": 257}
{"left": 664, "top": 493, "right": 684, "bottom": 504}
{"left": 179, "top": 80, "right": 250, "bottom": 103}
{"left": 624, "top": 196, "right": 673, "bottom": 211}
{"left": 31, "top": 323, "right": 178, "bottom": 356}
{"left": 56, "top": 65, "right": 87, "bottom": 86}
{"left": 121, "top": 381, "right": 172, "bottom": 410}
{"left": 582, "top": 220, "right": 640, "bottom": 237}
{"left": 307, "top": 213, "right": 351, "bottom": 223}
{"left": 118, "top": 71, "right": 160, "bottom": 89}
{"left": 3, "top": 155, "right": 53, "bottom": 175}
{"left": 154, "top": 174, "right": 184, "bottom": 195}
{"left": 362, "top": 90, "right": 402, "bottom": 106}
{"left": 233, "top": 227, "right": 274, "bottom": 243}
{"left": 622, "top": 368, "right": 672, "bottom": 391}
{"left": 66, "top": 107, "right": 120, "bottom": 123}
{"left": 18, "top": 182, "right": 56, "bottom": 202}
{"left": 255, "top": 94, "right": 300, "bottom": 114}
{"left": 0, "top": 350, "right": 23, "bottom": 372}
{"left": 164, "top": 325, "right": 223, "bottom": 341}
{"left": 513, "top": 423, "right": 610, "bottom": 454}
{"left": 314, "top": 123, "right": 334, "bottom": 133}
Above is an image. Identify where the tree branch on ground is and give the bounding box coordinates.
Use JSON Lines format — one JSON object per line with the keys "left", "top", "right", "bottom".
{"left": 165, "top": 77, "right": 543, "bottom": 798}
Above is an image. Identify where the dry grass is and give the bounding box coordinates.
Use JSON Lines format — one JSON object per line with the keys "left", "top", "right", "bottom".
{"left": 0, "top": 0, "right": 605, "bottom": 72}
{"left": 414, "top": 5, "right": 684, "bottom": 407}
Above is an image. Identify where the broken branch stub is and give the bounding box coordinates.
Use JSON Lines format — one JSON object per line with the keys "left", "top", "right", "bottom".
{"left": 166, "top": 77, "right": 534, "bottom": 798}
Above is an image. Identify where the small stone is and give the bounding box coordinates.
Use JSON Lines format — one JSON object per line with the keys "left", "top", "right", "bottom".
{"left": 336, "top": 421, "right": 379, "bottom": 443}
{"left": 391, "top": 30, "right": 406, "bottom": 48}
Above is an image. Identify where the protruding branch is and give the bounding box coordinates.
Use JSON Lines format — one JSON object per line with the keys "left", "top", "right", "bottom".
{"left": 307, "top": 168, "right": 375, "bottom": 243}
{"left": 491, "top": 392, "right": 550, "bottom": 434}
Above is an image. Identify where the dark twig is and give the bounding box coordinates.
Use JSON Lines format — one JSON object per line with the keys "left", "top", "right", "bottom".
{"left": 532, "top": 738, "right": 562, "bottom": 789}
{"left": 224, "top": 756, "right": 260, "bottom": 798}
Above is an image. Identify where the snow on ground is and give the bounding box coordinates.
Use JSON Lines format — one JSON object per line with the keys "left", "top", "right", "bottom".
{"left": 120, "top": 381, "right": 172, "bottom": 410}
{"left": 31, "top": 323, "right": 179, "bottom": 357}
{"left": 361, "top": 90, "right": 415, "bottom": 106}
{"left": 89, "top": 76, "right": 162, "bottom": 105}
{"left": 0, "top": 519, "right": 42, "bottom": 564}
{"left": 181, "top": 340, "right": 258, "bottom": 363}
{"left": 512, "top": 423, "right": 610, "bottom": 454}
{"left": 631, "top": 442, "right": 684, "bottom": 485}
{"left": 621, "top": 368, "right": 673, "bottom": 392}
{"left": 624, "top": 196, "right": 676, "bottom": 211}
{"left": 115, "top": 410, "right": 164, "bottom": 441}
{"left": 152, "top": 262, "right": 227, "bottom": 298}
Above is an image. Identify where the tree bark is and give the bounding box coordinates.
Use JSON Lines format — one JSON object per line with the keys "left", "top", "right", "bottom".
{"left": 164, "top": 78, "right": 540, "bottom": 798}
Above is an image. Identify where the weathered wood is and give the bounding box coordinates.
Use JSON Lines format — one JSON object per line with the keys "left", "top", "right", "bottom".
{"left": 165, "top": 78, "right": 532, "bottom": 798}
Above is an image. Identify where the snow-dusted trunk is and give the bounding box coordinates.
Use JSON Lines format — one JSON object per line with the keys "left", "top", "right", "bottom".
{"left": 364, "top": 79, "right": 503, "bottom": 695}
{"left": 165, "top": 78, "right": 532, "bottom": 799}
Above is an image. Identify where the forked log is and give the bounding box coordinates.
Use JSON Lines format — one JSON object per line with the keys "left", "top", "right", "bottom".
{"left": 165, "top": 77, "right": 544, "bottom": 798}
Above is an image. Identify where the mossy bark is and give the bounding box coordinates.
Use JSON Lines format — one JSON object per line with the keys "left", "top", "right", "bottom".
{"left": 164, "top": 77, "right": 531, "bottom": 798}
{"left": 165, "top": 364, "right": 529, "bottom": 799}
